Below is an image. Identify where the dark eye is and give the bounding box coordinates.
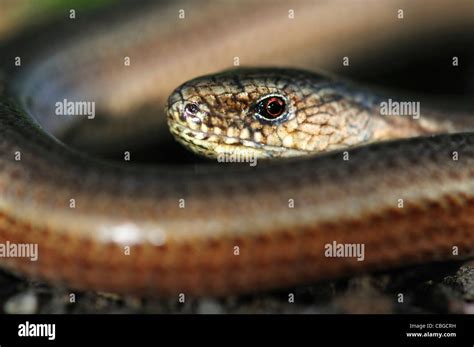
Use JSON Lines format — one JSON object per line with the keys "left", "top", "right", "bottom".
{"left": 254, "top": 95, "right": 287, "bottom": 123}
{"left": 185, "top": 102, "right": 199, "bottom": 116}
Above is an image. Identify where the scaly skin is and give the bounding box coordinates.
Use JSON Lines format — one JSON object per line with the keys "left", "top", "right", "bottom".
{"left": 0, "top": 0, "right": 474, "bottom": 296}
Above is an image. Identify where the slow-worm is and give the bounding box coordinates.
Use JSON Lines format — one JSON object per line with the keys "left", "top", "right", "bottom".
{"left": 1, "top": 0, "right": 474, "bottom": 296}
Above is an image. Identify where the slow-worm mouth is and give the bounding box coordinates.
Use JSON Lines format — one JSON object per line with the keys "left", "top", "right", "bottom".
{"left": 168, "top": 122, "right": 309, "bottom": 159}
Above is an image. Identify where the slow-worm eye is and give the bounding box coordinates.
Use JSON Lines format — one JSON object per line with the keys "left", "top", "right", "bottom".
{"left": 265, "top": 97, "right": 285, "bottom": 118}
{"left": 253, "top": 95, "right": 288, "bottom": 123}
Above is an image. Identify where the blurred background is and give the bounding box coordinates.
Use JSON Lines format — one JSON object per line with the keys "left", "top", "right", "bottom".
{"left": 2, "top": 0, "right": 474, "bottom": 164}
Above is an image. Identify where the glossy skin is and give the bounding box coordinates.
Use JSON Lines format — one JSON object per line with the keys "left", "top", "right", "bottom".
{"left": 0, "top": 0, "right": 474, "bottom": 297}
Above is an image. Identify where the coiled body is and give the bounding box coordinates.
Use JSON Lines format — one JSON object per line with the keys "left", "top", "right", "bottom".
{"left": 1, "top": 0, "right": 474, "bottom": 296}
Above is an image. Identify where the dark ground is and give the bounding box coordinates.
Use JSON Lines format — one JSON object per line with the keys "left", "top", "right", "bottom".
{"left": 1, "top": 260, "right": 474, "bottom": 314}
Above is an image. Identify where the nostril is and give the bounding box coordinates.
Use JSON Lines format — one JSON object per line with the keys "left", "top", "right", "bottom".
{"left": 185, "top": 103, "right": 199, "bottom": 116}
{"left": 180, "top": 102, "right": 200, "bottom": 122}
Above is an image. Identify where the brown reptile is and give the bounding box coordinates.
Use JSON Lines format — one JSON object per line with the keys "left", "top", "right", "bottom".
{"left": 0, "top": 0, "right": 474, "bottom": 296}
